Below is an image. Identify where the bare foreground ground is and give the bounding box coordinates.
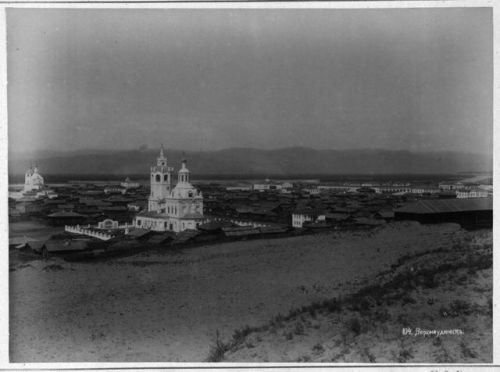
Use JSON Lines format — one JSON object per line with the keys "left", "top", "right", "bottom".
{"left": 10, "top": 222, "right": 492, "bottom": 362}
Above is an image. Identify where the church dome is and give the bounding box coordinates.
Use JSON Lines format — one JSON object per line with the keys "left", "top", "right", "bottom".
{"left": 178, "top": 159, "right": 189, "bottom": 173}
{"left": 177, "top": 159, "right": 190, "bottom": 184}
{"left": 170, "top": 182, "right": 201, "bottom": 199}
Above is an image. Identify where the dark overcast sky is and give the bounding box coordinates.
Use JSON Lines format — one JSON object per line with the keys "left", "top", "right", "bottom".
{"left": 7, "top": 8, "right": 492, "bottom": 154}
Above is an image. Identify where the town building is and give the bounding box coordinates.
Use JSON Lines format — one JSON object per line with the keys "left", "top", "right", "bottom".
{"left": 120, "top": 177, "right": 140, "bottom": 189}
{"left": 226, "top": 185, "right": 253, "bottom": 191}
{"left": 9, "top": 164, "right": 58, "bottom": 200}
{"left": 47, "top": 211, "right": 86, "bottom": 226}
{"left": 292, "top": 208, "right": 326, "bottom": 228}
{"left": 133, "top": 147, "right": 207, "bottom": 232}
{"left": 253, "top": 181, "right": 294, "bottom": 192}
{"left": 456, "top": 189, "right": 489, "bottom": 199}
{"left": 303, "top": 187, "right": 321, "bottom": 196}
{"left": 318, "top": 185, "right": 359, "bottom": 193}
{"left": 409, "top": 187, "right": 440, "bottom": 195}
{"left": 394, "top": 198, "right": 492, "bottom": 228}
{"left": 373, "top": 186, "right": 411, "bottom": 194}
{"left": 24, "top": 165, "right": 44, "bottom": 192}
{"left": 438, "top": 182, "right": 470, "bottom": 191}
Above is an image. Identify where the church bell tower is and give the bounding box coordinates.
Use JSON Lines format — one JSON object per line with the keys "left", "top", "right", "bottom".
{"left": 148, "top": 145, "right": 173, "bottom": 212}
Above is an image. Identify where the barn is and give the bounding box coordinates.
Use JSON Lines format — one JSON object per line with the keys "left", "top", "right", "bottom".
{"left": 394, "top": 198, "right": 492, "bottom": 229}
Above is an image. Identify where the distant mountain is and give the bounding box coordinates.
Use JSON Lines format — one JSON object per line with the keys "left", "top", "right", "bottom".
{"left": 8, "top": 147, "right": 492, "bottom": 176}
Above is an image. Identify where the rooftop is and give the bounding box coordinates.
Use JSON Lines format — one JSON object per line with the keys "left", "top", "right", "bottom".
{"left": 47, "top": 211, "right": 86, "bottom": 218}
{"left": 395, "top": 198, "right": 492, "bottom": 215}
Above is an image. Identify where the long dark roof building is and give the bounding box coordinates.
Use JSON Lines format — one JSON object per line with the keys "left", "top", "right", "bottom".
{"left": 395, "top": 198, "right": 492, "bottom": 229}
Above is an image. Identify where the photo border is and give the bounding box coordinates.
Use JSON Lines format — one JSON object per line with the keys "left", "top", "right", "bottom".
{"left": 0, "top": 1, "right": 497, "bottom": 370}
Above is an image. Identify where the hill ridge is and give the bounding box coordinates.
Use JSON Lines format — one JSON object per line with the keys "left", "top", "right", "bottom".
{"left": 8, "top": 147, "right": 492, "bottom": 176}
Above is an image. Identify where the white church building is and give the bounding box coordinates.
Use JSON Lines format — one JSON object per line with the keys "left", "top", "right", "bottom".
{"left": 24, "top": 165, "right": 45, "bottom": 192}
{"left": 133, "top": 147, "right": 207, "bottom": 232}
{"left": 9, "top": 164, "right": 58, "bottom": 200}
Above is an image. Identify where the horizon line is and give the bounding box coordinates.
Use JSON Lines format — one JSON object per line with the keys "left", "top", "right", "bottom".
{"left": 9, "top": 146, "right": 494, "bottom": 156}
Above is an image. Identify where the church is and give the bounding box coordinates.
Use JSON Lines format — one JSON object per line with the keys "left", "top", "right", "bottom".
{"left": 9, "top": 164, "right": 58, "bottom": 200}
{"left": 133, "top": 147, "right": 207, "bottom": 232}
{"left": 24, "top": 165, "right": 45, "bottom": 192}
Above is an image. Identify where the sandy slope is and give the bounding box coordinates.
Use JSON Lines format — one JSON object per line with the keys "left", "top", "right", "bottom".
{"left": 225, "top": 231, "right": 493, "bottom": 363}
{"left": 10, "top": 222, "right": 476, "bottom": 362}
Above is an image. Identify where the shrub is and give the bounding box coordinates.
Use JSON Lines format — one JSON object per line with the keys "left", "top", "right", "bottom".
{"left": 308, "top": 307, "right": 317, "bottom": 318}
{"left": 422, "top": 274, "right": 437, "bottom": 288}
{"left": 206, "top": 330, "right": 229, "bottom": 362}
{"left": 467, "top": 267, "right": 477, "bottom": 275}
{"left": 456, "top": 274, "right": 468, "bottom": 285}
{"left": 232, "top": 325, "right": 252, "bottom": 344}
{"left": 460, "top": 341, "right": 478, "bottom": 359}
{"left": 397, "top": 314, "right": 409, "bottom": 325}
{"left": 397, "top": 348, "right": 413, "bottom": 363}
{"left": 439, "top": 300, "right": 474, "bottom": 318}
{"left": 312, "top": 343, "right": 325, "bottom": 354}
{"left": 401, "top": 295, "right": 417, "bottom": 306}
{"left": 323, "top": 298, "right": 342, "bottom": 313}
{"left": 43, "top": 264, "right": 64, "bottom": 271}
{"left": 373, "top": 309, "right": 391, "bottom": 323}
{"left": 363, "top": 347, "right": 376, "bottom": 363}
{"left": 348, "top": 317, "right": 362, "bottom": 336}
{"left": 435, "top": 347, "right": 454, "bottom": 363}
{"left": 450, "top": 300, "right": 473, "bottom": 316}
{"left": 296, "top": 355, "right": 311, "bottom": 362}
{"left": 359, "top": 296, "right": 376, "bottom": 312}
{"left": 270, "top": 313, "right": 284, "bottom": 329}
{"left": 294, "top": 322, "right": 305, "bottom": 336}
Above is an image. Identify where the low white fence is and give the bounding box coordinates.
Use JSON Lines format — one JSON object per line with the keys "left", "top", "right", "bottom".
{"left": 65, "top": 225, "right": 113, "bottom": 241}
{"left": 210, "top": 217, "right": 270, "bottom": 228}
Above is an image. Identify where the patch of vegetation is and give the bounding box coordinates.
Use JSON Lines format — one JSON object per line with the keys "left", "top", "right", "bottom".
{"left": 435, "top": 347, "right": 454, "bottom": 363}
{"left": 372, "top": 308, "right": 391, "bottom": 323}
{"left": 401, "top": 294, "right": 417, "bottom": 306}
{"left": 450, "top": 299, "right": 474, "bottom": 316}
{"left": 347, "top": 317, "right": 362, "bottom": 336}
{"left": 362, "top": 347, "right": 376, "bottom": 363}
{"left": 440, "top": 300, "right": 475, "bottom": 318}
{"left": 460, "top": 341, "right": 478, "bottom": 359}
{"left": 232, "top": 325, "right": 252, "bottom": 345}
{"left": 206, "top": 330, "right": 230, "bottom": 362}
{"left": 312, "top": 343, "right": 325, "bottom": 354}
{"left": 296, "top": 355, "right": 311, "bottom": 362}
{"left": 397, "top": 348, "right": 413, "bottom": 363}
{"left": 294, "top": 321, "right": 305, "bottom": 336}
{"left": 455, "top": 273, "right": 468, "bottom": 285}
{"left": 420, "top": 274, "right": 438, "bottom": 289}
{"left": 208, "top": 237, "right": 492, "bottom": 362}
{"left": 43, "top": 264, "right": 64, "bottom": 271}
{"left": 270, "top": 313, "right": 285, "bottom": 330}
{"left": 390, "top": 246, "right": 451, "bottom": 271}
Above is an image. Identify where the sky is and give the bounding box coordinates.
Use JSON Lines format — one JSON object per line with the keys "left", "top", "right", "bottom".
{"left": 6, "top": 7, "right": 493, "bottom": 154}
